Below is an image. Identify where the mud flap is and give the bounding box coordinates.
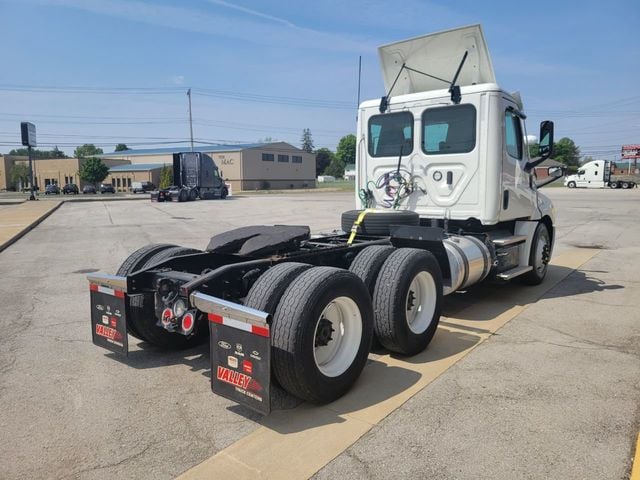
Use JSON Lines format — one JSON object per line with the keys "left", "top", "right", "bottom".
{"left": 190, "top": 291, "right": 272, "bottom": 415}
{"left": 87, "top": 274, "right": 129, "bottom": 356}
{"left": 89, "top": 283, "right": 129, "bottom": 356}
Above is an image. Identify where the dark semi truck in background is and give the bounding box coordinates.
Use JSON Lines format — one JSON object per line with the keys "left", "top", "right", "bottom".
{"left": 151, "top": 152, "right": 229, "bottom": 202}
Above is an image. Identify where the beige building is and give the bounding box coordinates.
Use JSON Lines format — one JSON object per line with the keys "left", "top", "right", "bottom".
{"left": 0, "top": 155, "right": 128, "bottom": 191}
{"left": 105, "top": 163, "right": 164, "bottom": 192}
{"left": 100, "top": 142, "right": 316, "bottom": 192}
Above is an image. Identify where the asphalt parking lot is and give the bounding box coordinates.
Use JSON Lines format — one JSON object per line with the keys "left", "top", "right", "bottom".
{"left": 0, "top": 189, "right": 639, "bottom": 480}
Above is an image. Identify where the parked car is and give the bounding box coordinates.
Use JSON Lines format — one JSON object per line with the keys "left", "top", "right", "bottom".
{"left": 132, "top": 181, "right": 156, "bottom": 193}
{"left": 82, "top": 185, "right": 97, "bottom": 194}
{"left": 62, "top": 183, "right": 79, "bottom": 194}
{"left": 45, "top": 184, "right": 60, "bottom": 195}
{"left": 100, "top": 183, "right": 115, "bottom": 194}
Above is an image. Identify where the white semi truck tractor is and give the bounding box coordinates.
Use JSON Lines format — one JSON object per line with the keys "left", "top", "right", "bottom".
{"left": 564, "top": 159, "right": 639, "bottom": 189}
{"left": 87, "top": 25, "right": 559, "bottom": 414}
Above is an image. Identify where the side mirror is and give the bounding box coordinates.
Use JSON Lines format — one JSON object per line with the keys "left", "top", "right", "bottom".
{"left": 525, "top": 120, "right": 554, "bottom": 171}
{"left": 538, "top": 120, "right": 554, "bottom": 160}
{"left": 535, "top": 164, "right": 566, "bottom": 188}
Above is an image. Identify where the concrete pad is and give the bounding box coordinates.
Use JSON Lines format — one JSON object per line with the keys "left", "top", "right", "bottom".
{"left": 177, "top": 249, "right": 598, "bottom": 480}
{"left": 0, "top": 200, "right": 62, "bottom": 251}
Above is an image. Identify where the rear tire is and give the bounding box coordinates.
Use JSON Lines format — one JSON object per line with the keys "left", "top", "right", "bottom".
{"left": 348, "top": 245, "right": 395, "bottom": 295}
{"left": 178, "top": 189, "right": 188, "bottom": 202}
{"left": 244, "top": 262, "right": 312, "bottom": 314}
{"left": 189, "top": 189, "right": 198, "bottom": 201}
{"left": 610, "top": 181, "right": 618, "bottom": 189}
{"left": 373, "top": 248, "right": 443, "bottom": 355}
{"left": 144, "top": 246, "right": 201, "bottom": 267}
{"left": 271, "top": 267, "right": 373, "bottom": 403}
{"left": 622, "top": 182, "right": 630, "bottom": 189}
{"left": 116, "top": 244, "right": 176, "bottom": 340}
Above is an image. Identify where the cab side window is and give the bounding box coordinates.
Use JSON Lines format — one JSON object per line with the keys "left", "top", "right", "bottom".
{"left": 505, "top": 110, "right": 523, "bottom": 159}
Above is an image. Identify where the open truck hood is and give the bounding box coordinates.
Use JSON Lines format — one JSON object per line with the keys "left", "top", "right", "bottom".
{"left": 378, "top": 24, "right": 496, "bottom": 96}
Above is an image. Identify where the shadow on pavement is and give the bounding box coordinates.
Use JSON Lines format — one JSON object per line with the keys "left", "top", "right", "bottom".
{"left": 106, "top": 261, "right": 624, "bottom": 432}
{"left": 442, "top": 264, "right": 624, "bottom": 322}
{"left": 108, "top": 342, "right": 209, "bottom": 375}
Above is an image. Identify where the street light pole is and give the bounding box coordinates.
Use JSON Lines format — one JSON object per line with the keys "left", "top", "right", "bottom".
{"left": 187, "top": 88, "right": 194, "bottom": 152}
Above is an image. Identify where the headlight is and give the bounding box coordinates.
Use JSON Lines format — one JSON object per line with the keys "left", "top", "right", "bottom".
{"left": 173, "top": 299, "right": 187, "bottom": 317}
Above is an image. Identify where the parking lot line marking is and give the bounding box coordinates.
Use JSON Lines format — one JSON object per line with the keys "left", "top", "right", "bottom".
{"left": 177, "top": 248, "right": 600, "bottom": 480}
{"left": 631, "top": 433, "right": 640, "bottom": 480}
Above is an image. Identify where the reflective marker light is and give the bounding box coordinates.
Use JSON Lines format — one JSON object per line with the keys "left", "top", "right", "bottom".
{"left": 181, "top": 312, "right": 195, "bottom": 334}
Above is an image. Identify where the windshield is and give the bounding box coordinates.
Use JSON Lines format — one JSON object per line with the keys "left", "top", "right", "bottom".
{"left": 368, "top": 112, "right": 414, "bottom": 157}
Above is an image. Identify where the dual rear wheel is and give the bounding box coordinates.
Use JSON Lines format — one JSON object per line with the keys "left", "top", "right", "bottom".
{"left": 244, "top": 247, "right": 443, "bottom": 403}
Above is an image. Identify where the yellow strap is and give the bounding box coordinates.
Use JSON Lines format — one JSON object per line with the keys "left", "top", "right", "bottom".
{"left": 347, "top": 209, "right": 375, "bottom": 245}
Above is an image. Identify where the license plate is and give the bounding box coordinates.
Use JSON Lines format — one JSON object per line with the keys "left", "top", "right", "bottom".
{"left": 90, "top": 284, "right": 128, "bottom": 356}
{"left": 209, "top": 313, "right": 271, "bottom": 415}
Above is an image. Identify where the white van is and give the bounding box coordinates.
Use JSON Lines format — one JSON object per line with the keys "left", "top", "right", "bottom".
{"left": 132, "top": 181, "right": 155, "bottom": 193}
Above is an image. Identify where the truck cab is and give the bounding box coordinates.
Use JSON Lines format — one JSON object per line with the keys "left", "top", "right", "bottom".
{"left": 357, "top": 25, "right": 554, "bottom": 228}
{"left": 564, "top": 160, "right": 605, "bottom": 188}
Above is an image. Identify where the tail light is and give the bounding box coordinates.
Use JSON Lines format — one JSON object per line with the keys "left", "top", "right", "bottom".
{"left": 161, "top": 308, "right": 174, "bottom": 327}
{"left": 181, "top": 312, "right": 196, "bottom": 334}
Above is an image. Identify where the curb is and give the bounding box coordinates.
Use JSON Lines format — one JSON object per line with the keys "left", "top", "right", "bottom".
{"left": 0, "top": 202, "right": 64, "bottom": 254}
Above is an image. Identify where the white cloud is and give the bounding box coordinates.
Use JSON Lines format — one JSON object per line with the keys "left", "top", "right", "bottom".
{"left": 24, "top": 0, "right": 374, "bottom": 53}
{"left": 206, "top": 0, "right": 297, "bottom": 28}
{"left": 171, "top": 75, "right": 185, "bottom": 86}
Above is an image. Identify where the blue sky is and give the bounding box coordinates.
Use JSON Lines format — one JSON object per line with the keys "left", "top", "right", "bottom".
{"left": 0, "top": 0, "right": 638, "bottom": 160}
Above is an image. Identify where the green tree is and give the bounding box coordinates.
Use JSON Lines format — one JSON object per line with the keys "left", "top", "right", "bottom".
{"left": 552, "top": 137, "right": 580, "bottom": 167}
{"left": 9, "top": 163, "right": 29, "bottom": 189}
{"left": 324, "top": 156, "right": 345, "bottom": 178}
{"left": 79, "top": 157, "right": 109, "bottom": 185}
{"left": 336, "top": 134, "right": 356, "bottom": 165}
{"left": 528, "top": 143, "right": 539, "bottom": 159}
{"left": 8, "top": 147, "right": 68, "bottom": 159}
{"left": 301, "top": 128, "right": 314, "bottom": 153}
{"left": 315, "top": 148, "right": 335, "bottom": 176}
{"left": 114, "top": 143, "right": 129, "bottom": 152}
{"left": 159, "top": 165, "right": 173, "bottom": 189}
{"left": 74, "top": 144, "right": 104, "bottom": 159}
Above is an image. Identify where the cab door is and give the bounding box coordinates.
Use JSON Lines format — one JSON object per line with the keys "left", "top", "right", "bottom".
{"left": 500, "top": 103, "right": 536, "bottom": 220}
{"left": 575, "top": 169, "right": 587, "bottom": 187}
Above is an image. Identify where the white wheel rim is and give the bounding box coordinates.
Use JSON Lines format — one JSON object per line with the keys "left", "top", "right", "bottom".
{"left": 313, "top": 296, "right": 362, "bottom": 378}
{"left": 405, "top": 271, "right": 437, "bottom": 334}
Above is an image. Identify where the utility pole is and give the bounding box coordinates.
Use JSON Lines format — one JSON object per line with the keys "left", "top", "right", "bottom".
{"left": 187, "top": 88, "right": 194, "bottom": 152}
{"left": 356, "top": 56, "right": 362, "bottom": 122}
